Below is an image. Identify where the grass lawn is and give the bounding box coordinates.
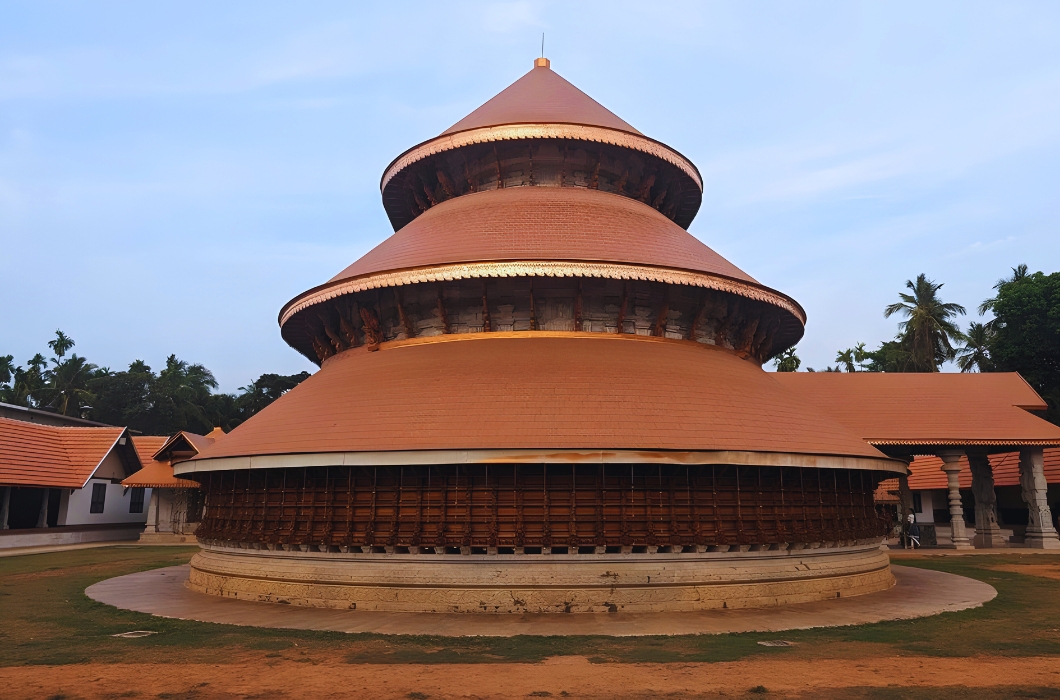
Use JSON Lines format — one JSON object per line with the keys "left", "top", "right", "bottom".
{"left": 3, "top": 546, "right": 1060, "bottom": 698}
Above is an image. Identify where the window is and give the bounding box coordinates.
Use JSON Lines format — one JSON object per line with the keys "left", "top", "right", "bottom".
{"left": 912, "top": 492, "right": 923, "bottom": 514}
{"left": 129, "top": 487, "right": 145, "bottom": 514}
{"left": 90, "top": 483, "right": 106, "bottom": 513}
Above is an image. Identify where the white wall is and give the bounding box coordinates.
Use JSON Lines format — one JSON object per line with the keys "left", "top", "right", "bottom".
{"left": 912, "top": 489, "right": 937, "bottom": 523}
{"left": 55, "top": 451, "right": 151, "bottom": 526}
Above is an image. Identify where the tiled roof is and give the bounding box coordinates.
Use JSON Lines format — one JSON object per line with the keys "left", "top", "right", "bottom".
{"left": 772, "top": 372, "right": 1060, "bottom": 446}
{"left": 123, "top": 431, "right": 215, "bottom": 489}
{"left": 191, "top": 334, "right": 890, "bottom": 463}
{"left": 328, "top": 187, "right": 758, "bottom": 285}
{"left": 122, "top": 458, "right": 199, "bottom": 489}
{"left": 442, "top": 61, "right": 640, "bottom": 136}
{"left": 0, "top": 416, "right": 128, "bottom": 488}
{"left": 131, "top": 436, "right": 168, "bottom": 467}
{"left": 908, "top": 448, "right": 1060, "bottom": 490}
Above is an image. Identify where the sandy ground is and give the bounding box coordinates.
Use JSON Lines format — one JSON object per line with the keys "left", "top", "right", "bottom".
{"left": 4, "top": 655, "right": 1060, "bottom": 699}
{"left": 991, "top": 563, "right": 1060, "bottom": 581}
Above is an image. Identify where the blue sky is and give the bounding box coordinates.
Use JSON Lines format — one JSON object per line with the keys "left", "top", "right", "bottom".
{"left": 2, "top": 2, "right": 1058, "bottom": 390}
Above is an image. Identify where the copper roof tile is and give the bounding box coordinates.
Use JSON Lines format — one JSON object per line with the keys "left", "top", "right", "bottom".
{"left": 0, "top": 416, "right": 127, "bottom": 488}
{"left": 191, "top": 335, "right": 888, "bottom": 463}
{"left": 121, "top": 458, "right": 199, "bottom": 489}
{"left": 772, "top": 372, "right": 1060, "bottom": 446}
{"left": 442, "top": 61, "right": 640, "bottom": 136}
{"left": 131, "top": 436, "right": 168, "bottom": 467}
{"left": 329, "top": 187, "right": 757, "bottom": 285}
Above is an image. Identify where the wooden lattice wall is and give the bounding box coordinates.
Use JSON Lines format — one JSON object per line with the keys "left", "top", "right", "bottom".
{"left": 194, "top": 464, "right": 889, "bottom": 551}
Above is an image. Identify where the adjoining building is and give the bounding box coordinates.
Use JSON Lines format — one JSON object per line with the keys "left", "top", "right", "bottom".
{"left": 122, "top": 428, "right": 224, "bottom": 543}
{"left": 0, "top": 415, "right": 159, "bottom": 549}
{"left": 772, "top": 372, "right": 1060, "bottom": 550}
{"left": 901, "top": 448, "right": 1060, "bottom": 547}
{"left": 173, "top": 58, "right": 1060, "bottom": 613}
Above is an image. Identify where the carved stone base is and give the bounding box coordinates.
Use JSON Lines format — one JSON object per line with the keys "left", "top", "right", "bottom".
{"left": 1023, "top": 530, "right": 1060, "bottom": 550}
{"left": 186, "top": 541, "right": 894, "bottom": 613}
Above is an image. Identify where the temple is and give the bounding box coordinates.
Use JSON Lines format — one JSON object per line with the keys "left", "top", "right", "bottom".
{"left": 172, "top": 59, "right": 1060, "bottom": 613}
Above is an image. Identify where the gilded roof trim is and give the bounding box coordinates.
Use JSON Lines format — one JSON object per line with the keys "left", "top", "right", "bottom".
{"left": 176, "top": 448, "right": 905, "bottom": 476}
{"left": 381, "top": 123, "right": 703, "bottom": 193}
{"left": 279, "top": 260, "right": 806, "bottom": 327}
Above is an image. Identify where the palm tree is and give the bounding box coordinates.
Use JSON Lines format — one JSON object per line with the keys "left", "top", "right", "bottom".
{"left": 38, "top": 354, "right": 98, "bottom": 415}
{"left": 835, "top": 342, "right": 869, "bottom": 372}
{"left": 0, "top": 355, "right": 14, "bottom": 386}
{"left": 151, "top": 355, "right": 219, "bottom": 432}
{"left": 884, "top": 274, "right": 966, "bottom": 372}
{"left": 773, "top": 347, "right": 801, "bottom": 372}
{"left": 955, "top": 322, "right": 994, "bottom": 373}
{"left": 47, "top": 330, "right": 75, "bottom": 359}
{"left": 979, "top": 264, "right": 1028, "bottom": 329}
{"left": 6, "top": 353, "right": 50, "bottom": 407}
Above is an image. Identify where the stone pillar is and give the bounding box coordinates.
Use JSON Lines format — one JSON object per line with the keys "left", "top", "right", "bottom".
{"left": 1019, "top": 447, "right": 1060, "bottom": 549}
{"left": 938, "top": 450, "right": 973, "bottom": 549}
{"left": 897, "top": 473, "right": 914, "bottom": 524}
{"left": 35, "top": 488, "right": 50, "bottom": 529}
{"left": 0, "top": 486, "right": 10, "bottom": 529}
{"left": 144, "top": 490, "right": 160, "bottom": 534}
{"left": 968, "top": 450, "right": 1004, "bottom": 548}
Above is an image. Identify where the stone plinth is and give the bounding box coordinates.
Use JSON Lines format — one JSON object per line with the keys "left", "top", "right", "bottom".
{"left": 186, "top": 541, "right": 893, "bottom": 614}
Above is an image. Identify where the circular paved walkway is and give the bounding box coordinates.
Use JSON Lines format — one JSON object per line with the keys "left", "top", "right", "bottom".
{"left": 86, "top": 564, "right": 995, "bottom": 637}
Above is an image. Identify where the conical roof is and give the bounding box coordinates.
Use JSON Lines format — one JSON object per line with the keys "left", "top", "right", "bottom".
{"left": 380, "top": 58, "right": 702, "bottom": 232}
{"left": 442, "top": 59, "right": 641, "bottom": 136}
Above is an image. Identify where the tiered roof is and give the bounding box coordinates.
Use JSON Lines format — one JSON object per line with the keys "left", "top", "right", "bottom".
{"left": 187, "top": 335, "right": 891, "bottom": 468}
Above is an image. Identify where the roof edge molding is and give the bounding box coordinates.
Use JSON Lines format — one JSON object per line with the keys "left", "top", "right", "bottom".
{"left": 175, "top": 448, "right": 905, "bottom": 476}
{"left": 279, "top": 260, "right": 806, "bottom": 328}
{"left": 381, "top": 123, "right": 702, "bottom": 194}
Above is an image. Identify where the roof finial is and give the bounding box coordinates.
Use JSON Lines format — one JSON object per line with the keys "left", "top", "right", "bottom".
{"left": 534, "top": 34, "right": 550, "bottom": 69}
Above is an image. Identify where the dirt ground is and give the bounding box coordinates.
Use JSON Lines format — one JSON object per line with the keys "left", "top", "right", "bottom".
{"left": 990, "top": 562, "right": 1060, "bottom": 581}
{"left": 4, "top": 654, "right": 1060, "bottom": 699}
{"left": 7, "top": 548, "right": 1060, "bottom": 698}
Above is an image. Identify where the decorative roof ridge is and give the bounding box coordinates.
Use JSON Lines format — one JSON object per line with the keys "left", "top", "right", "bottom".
{"left": 380, "top": 122, "right": 702, "bottom": 194}
{"left": 278, "top": 259, "right": 806, "bottom": 328}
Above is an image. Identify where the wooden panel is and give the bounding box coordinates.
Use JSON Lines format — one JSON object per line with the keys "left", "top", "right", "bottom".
{"left": 195, "top": 464, "right": 889, "bottom": 549}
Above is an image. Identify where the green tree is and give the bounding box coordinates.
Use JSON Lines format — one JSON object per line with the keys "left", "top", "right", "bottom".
{"left": 835, "top": 342, "right": 869, "bottom": 372}
{"left": 47, "top": 330, "right": 75, "bottom": 359}
{"left": 883, "top": 273, "right": 966, "bottom": 372}
{"left": 148, "top": 355, "right": 219, "bottom": 434}
{"left": 990, "top": 270, "right": 1060, "bottom": 424}
{"left": 2, "top": 353, "right": 50, "bottom": 407}
{"left": 955, "top": 322, "right": 994, "bottom": 373}
{"left": 88, "top": 360, "right": 156, "bottom": 430}
{"left": 37, "top": 354, "right": 98, "bottom": 416}
{"left": 773, "top": 347, "right": 801, "bottom": 372}
{"left": 235, "top": 372, "right": 312, "bottom": 418}
{"left": 6, "top": 332, "right": 313, "bottom": 433}
{"left": 863, "top": 338, "right": 912, "bottom": 372}
{"left": 979, "top": 263, "right": 1028, "bottom": 321}
{"left": 0, "top": 355, "right": 14, "bottom": 386}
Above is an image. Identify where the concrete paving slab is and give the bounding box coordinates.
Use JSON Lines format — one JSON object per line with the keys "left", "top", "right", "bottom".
{"left": 85, "top": 564, "right": 995, "bottom": 637}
